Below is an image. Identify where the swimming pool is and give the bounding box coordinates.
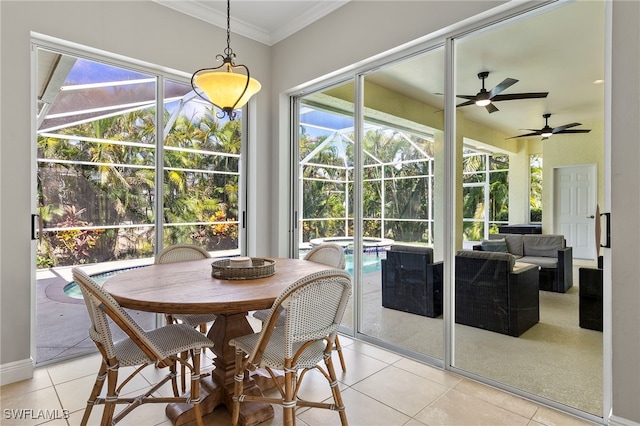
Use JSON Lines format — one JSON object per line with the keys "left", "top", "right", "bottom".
{"left": 309, "top": 236, "right": 394, "bottom": 255}
{"left": 344, "top": 252, "right": 384, "bottom": 275}
{"left": 63, "top": 266, "right": 149, "bottom": 299}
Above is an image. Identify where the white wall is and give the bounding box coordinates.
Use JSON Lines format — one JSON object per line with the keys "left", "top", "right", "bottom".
{"left": 0, "top": 0, "right": 272, "bottom": 376}
{"left": 610, "top": 1, "right": 640, "bottom": 423}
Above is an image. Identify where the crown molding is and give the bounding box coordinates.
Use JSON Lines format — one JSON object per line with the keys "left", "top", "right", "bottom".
{"left": 153, "top": 0, "right": 349, "bottom": 46}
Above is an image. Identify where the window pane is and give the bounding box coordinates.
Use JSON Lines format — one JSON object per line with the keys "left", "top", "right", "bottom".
{"left": 462, "top": 186, "right": 484, "bottom": 219}
{"left": 489, "top": 171, "right": 509, "bottom": 221}
{"left": 162, "top": 80, "right": 242, "bottom": 253}
{"left": 463, "top": 153, "right": 486, "bottom": 171}
{"left": 37, "top": 53, "right": 157, "bottom": 266}
{"left": 530, "top": 154, "right": 543, "bottom": 222}
{"left": 490, "top": 154, "right": 509, "bottom": 170}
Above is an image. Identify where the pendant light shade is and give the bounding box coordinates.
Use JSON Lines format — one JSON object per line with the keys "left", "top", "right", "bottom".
{"left": 191, "top": 0, "right": 261, "bottom": 120}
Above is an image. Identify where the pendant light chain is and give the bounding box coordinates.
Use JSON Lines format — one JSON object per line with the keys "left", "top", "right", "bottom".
{"left": 224, "top": 0, "right": 234, "bottom": 61}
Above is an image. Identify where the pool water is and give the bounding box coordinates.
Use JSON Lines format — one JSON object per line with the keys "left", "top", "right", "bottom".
{"left": 345, "top": 253, "right": 384, "bottom": 275}
{"left": 63, "top": 266, "right": 148, "bottom": 299}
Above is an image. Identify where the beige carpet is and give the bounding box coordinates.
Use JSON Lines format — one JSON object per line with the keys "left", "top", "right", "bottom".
{"left": 344, "top": 265, "right": 603, "bottom": 417}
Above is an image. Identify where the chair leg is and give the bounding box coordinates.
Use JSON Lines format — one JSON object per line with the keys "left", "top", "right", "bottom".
{"left": 81, "top": 361, "right": 107, "bottom": 425}
{"left": 231, "top": 348, "right": 245, "bottom": 426}
{"left": 334, "top": 335, "right": 347, "bottom": 372}
{"left": 179, "top": 350, "right": 188, "bottom": 395}
{"left": 100, "top": 362, "right": 119, "bottom": 426}
{"left": 324, "top": 351, "right": 348, "bottom": 425}
{"left": 283, "top": 361, "right": 296, "bottom": 426}
{"left": 191, "top": 350, "right": 204, "bottom": 426}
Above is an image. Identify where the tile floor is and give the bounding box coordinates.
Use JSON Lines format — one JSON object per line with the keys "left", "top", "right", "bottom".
{"left": 1, "top": 334, "right": 597, "bottom": 426}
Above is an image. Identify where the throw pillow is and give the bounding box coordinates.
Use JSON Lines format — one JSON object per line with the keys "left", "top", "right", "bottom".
{"left": 480, "top": 238, "right": 509, "bottom": 253}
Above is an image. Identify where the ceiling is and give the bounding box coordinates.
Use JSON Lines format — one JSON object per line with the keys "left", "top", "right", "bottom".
{"left": 155, "top": 0, "right": 605, "bottom": 141}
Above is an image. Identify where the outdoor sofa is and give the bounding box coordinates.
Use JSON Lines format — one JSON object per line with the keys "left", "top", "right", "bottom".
{"left": 474, "top": 233, "right": 573, "bottom": 293}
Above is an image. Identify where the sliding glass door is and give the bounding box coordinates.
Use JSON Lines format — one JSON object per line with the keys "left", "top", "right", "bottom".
{"left": 451, "top": 0, "right": 605, "bottom": 417}
{"left": 34, "top": 46, "right": 246, "bottom": 365}
{"left": 292, "top": 0, "right": 605, "bottom": 420}
{"left": 358, "top": 49, "right": 445, "bottom": 361}
{"left": 295, "top": 47, "right": 446, "bottom": 361}
{"left": 296, "top": 79, "right": 355, "bottom": 332}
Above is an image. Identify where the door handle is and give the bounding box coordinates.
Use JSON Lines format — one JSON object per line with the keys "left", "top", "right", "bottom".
{"left": 587, "top": 215, "right": 595, "bottom": 219}
{"left": 31, "top": 214, "right": 41, "bottom": 241}
{"left": 600, "top": 212, "right": 611, "bottom": 248}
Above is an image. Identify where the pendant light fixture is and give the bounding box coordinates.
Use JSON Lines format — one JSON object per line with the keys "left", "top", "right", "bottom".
{"left": 191, "top": 0, "right": 261, "bottom": 120}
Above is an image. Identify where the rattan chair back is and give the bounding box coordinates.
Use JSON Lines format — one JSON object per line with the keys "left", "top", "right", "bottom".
{"left": 253, "top": 242, "right": 349, "bottom": 372}
{"left": 155, "top": 244, "right": 211, "bottom": 264}
{"left": 74, "top": 267, "right": 163, "bottom": 362}
{"left": 154, "top": 244, "right": 216, "bottom": 393}
{"left": 230, "top": 269, "right": 352, "bottom": 425}
{"left": 303, "top": 242, "right": 346, "bottom": 269}
{"left": 72, "top": 267, "right": 213, "bottom": 426}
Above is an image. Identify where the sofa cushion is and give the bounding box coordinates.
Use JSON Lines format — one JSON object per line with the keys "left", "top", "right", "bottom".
{"left": 519, "top": 256, "right": 558, "bottom": 269}
{"left": 456, "top": 249, "right": 515, "bottom": 271}
{"left": 522, "top": 234, "right": 565, "bottom": 257}
{"left": 489, "top": 233, "right": 524, "bottom": 257}
{"left": 480, "top": 238, "right": 509, "bottom": 253}
{"left": 513, "top": 262, "right": 539, "bottom": 273}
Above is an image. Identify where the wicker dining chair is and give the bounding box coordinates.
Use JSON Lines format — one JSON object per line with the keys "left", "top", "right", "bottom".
{"left": 252, "top": 242, "right": 348, "bottom": 371}
{"left": 155, "top": 244, "right": 217, "bottom": 334}
{"left": 230, "top": 269, "right": 352, "bottom": 426}
{"left": 155, "top": 244, "right": 217, "bottom": 392}
{"left": 72, "top": 267, "right": 213, "bottom": 426}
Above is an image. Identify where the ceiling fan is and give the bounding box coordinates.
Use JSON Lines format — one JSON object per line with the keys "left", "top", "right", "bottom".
{"left": 508, "top": 113, "right": 592, "bottom": 140}
{"left": 455, "top": 71, "right": 549, "bottom": 113}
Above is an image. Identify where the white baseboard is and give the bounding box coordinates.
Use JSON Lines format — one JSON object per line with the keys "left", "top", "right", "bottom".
{"left": 609, "top": 414, "right": 640, "bottom": 426}
{"left": 0, "top": 358, "right": 34, "bottom": 386}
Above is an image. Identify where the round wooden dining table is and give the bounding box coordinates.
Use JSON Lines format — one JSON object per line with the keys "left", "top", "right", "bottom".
{"left": 103, "top": 257, "right": 335, "bottom": 426}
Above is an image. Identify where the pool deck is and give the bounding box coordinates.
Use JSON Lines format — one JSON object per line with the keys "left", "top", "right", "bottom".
{"left": 36, "top": 259, "right": 157, "bottom": 365}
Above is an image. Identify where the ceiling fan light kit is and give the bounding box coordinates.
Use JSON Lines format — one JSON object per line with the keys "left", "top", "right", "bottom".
{"left": 509, "top": 113, "right": 591, "bottom": 140}
{"left": 191, "top": 0, "right": 261, "bottom": 120}
{"left": 456, "top": 71, "right": 548, "bottom": 113}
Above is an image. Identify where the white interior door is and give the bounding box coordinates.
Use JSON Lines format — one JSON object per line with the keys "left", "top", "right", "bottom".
{"left": 554, "top": 164, "right": 597, "bottom": 259}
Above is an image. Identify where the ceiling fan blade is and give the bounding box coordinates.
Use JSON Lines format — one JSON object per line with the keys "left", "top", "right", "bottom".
{"left": 489, "top": 78, "right": 518, "bottom": 98}
{"left": 456, "top": 100, "right": 475, "bottom": 108}
{"left": 552, "top": 122, "right": 582, "bottom": 133}
{"left": 507, "top": 131, "right": 541, "bottom": 139}
{"left": 486, "top": 103, "right": 499, "bottom": 113}
{"left": 491, "top": 92, "right": 549, "bottom": 102}
{"left": 555, "top": 129, "right": 592, "bottom": 134}
{"left": 435, "top": 92, "right": 477, "bottom": 101}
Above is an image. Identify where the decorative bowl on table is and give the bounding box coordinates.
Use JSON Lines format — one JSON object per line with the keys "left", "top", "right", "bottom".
{"left": 211, "top": 257, "right": 276, "bottom": 280}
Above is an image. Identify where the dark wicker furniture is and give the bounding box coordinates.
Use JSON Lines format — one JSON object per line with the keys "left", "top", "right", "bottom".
{"left": 475, "top": 233, "right": 573, "bottom": 293}
{"left": 381, "top": 245, "right": 443, "bottom": 318}
{"left": 455, "top": 250, "right": 540, "bottom": 337}
{"left": 579, "top": 263, "right": 603, "bottom": 331}
{"left": 498, "top": 224, "right": 542, "bottom": 234}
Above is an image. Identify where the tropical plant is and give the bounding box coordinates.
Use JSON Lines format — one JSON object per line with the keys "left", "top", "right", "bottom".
{"left": 530, "top": 155, "right": 543, "bottom": 222}
{"left": 51, "top": 205, "right": 103, "bottom": 265}
{"left": 37, "top": 100, "right": 241, "bottom": 266}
